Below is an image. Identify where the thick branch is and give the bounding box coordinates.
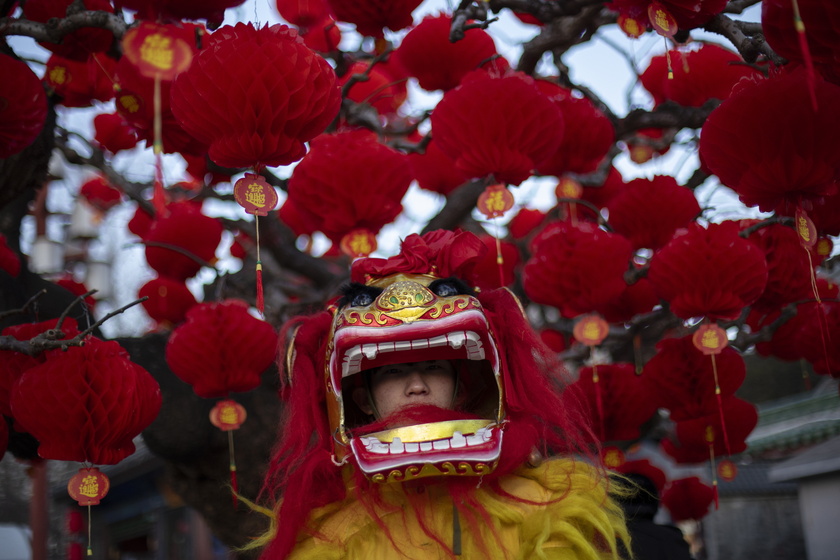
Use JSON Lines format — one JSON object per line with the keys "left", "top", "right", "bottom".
{"left": 703, "top": 14, "right": 784, "bottom": 66}
{"left": 615, "top": 101, "right": 720, "bottom": 139}
{"left": 0, "top": 10, "right": 127, "bottom": 44}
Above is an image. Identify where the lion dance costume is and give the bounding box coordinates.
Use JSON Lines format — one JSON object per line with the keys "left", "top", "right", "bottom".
{"left": 256, "top": 230, "right": 630, "bottom": 559}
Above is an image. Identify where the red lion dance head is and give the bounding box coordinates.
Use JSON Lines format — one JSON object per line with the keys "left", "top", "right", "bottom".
{"left": 258, "top": 230, "right": 620, "bottom": 558}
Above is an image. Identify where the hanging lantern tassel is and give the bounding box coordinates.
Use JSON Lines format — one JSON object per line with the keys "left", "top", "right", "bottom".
{"left": 234, "top": 173, "right": 279, "bottom": 316}
{"left": 67, "top": 467, "right": 110, "bottom": 556}
{"left": 693, "top": 322, "right": 732, "bottom": 457}
{"left": 573, "top": 314, "right": 611, "bottom": 443}
{"left": 706, "top": 429, "right": 719, "bottom": 510}
{"left": 796, "top": 207, "right": 833, "bottom": 374}
{"left": 477, "top": 183, "right": 515, "bottom": 287}
{"left": 210, "top": 399, "right": 248, "bottom": 507}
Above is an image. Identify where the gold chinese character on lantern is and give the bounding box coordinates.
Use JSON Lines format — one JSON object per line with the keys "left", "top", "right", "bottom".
{"left": 618, "top": 15, "right": 645, "bottom": 39}
{"left": 210, "top": 399, "right": 247, "bottom": 431}
{"left": 601, "top": 446, "right": 625, "bottom": 468}
{"left": 573, "top": 314, "right": 609, "bottom": 346}
{"left": 340, "top": 229, "right": 377, "bottom": 258}
{"left": 555, "top": 177, "right": 582, "bottom": 199}
{"left": 140, "top": 34, "right": 174, "bottom": 71}
{"left": 234, "top": 174, "right": 279, "bottom": 216}
{"left": 245, "top": 183, "right": 267, "bottom": 208}
{"left": 795, "top": 208, "right": 817, "bottom": 248}
{"left": 79, "top": 475, "right": 99, "bottom": 498}
{"left": 692, "top": 323, "right": 728, "bottom": 355}
{"left": 48, "top": 66, "right": 67, "bottom": 86}
{"left": 118, "top": 94, "right": 141, "bottom": 114}
{"left": 67, "top": 468, "right": 110, "bottom": 506}
{"left": 477, "top": 184, "right": 514, "bottom": 219}
{"left": 648, "top": 3, "right": 677, "bottom": 37}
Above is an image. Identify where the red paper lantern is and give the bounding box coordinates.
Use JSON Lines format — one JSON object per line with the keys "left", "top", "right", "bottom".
{"left": 640, "top": 44, "right": 761, "bottom": 108}
{"left": 115, "top": 0, "right": 246, "bottom": 24}
{"left": 408, "top": 137, "right": 470, "bottom": 196}
{"left": 10, "top": 338, "right": 161, "bottom": 464}
{"left": 470, "top": 235, "right": 520, "bottom": 290}
{"left": 144, "top": 202, "right": 224, "bottom": 281}
{"left": 325, "top": 0, "right": 422, "bottom": 37}
{"left": 23, "top": 0, "right": 115, "bottom": 61}
{"left": 746, "top": 224, "right": 815, "bottom": 313}
{"left": 642, "top": 334, "right": 746, "bottom": 421}
{"left": 337, "top": 61, "right": 405, "bottom": 117}
{"left": 299, "top": 17, "right": 342, "bottom": 53}
{"left": 165, "top": 300, "right": 278, "bottom": 398}
{"left": 93, "top": 113, "right": 139, "bottom": 154}
{"left": 0, "top": 319, "right": 81, "bottom": 418}
{"left": 0, "top": 55, "right": 47, "bottom": 159}
{"left": 138, "top": 277, "right": 198, "bottom": 327}
{"left": 79, "top": 176, "right": 122, "bottom": 212}
{"left": 431, "top": 70, "right": 564, "bottom": 186}
{"left": 121, "top": 21, "right": 195, "bottom": 81}
{"left": 508, "top": 208, "right": 546, "bottom": 240}
{"left": 580, "top": 167, "right": 626, "bottom": 209}
{"left": 661, "top": 397, "right": 758, "bottom": 463}
{"left": 533, "top": 80, "right": 615, "bottom": 177}
{"left": 606, "top": 175, "right": 700, "bottom": 251}
{"left": 0, "top": 234, "right": 21, "bottom": 278}
{"left": 275, "top": 0, "right": 329, "bottom": 27}
{"left": 566, "top": 363, "right": 658, "bottom": 442}
{"left": 523, "top": 221, "right": 633, "bottom": 318}
{"left": 44, "top": 54, "right": 116, "bottom": 108}
{"left": 699, "top": 68, "right": 840, "bottom": 213}
{"left": 394, "top": 14, "right": 498, "bottom": 92}
{"left": 285, "top": 129, "right": 412, "bottom": 243}
{"left": 647, "top": 222, "right": 768, "bottom": 320}
{"left": 762, "top": 0, "right": 840, "bottom": 79}
{"left": 171, "top": 23, "right": 340, "bottom": 168}
{"left": 594, "top": 277, "right": 659, "bottom": 324}
{"left": 661, "top": 477, "right": 715, "bottom": 522}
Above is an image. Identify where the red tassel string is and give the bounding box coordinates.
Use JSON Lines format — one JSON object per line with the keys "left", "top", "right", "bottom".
{"left": 152, "top": 73, "right": 168, "bottom": 216}
{"left": 710, "top": 354, "right": 732, "bottom": 457}
{"left": 709, "top": 444, "right": 719, "bottom": 509}
{"left": 255, "top": 215, "right": 265, "bottom": 315}
{"left": 791, "top": 0, "right": 818, "bottom": 111}
{"left": 228, "top": 430, "right": 239, "bottom": 508}
{"left": 493, "top": 225, "right": 505, "bottom": 288}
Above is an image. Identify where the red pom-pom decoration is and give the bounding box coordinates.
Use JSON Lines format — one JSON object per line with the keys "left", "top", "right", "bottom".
{"left": 165, "top": 300, "right": 278, "bottom": 398}
{"left": 171, "top": 23, "right": 341, "bottom": 169}
{"left": 10, "top": 338, "right": 161, "bottom": 464}
{"left": 431, "top": 70, "right": 563, "bottom": 186}
{"left": 647, "top": 222, "right": 768, "bottom": 320}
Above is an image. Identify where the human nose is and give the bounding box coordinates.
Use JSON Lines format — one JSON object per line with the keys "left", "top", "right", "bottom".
{"left": 405, "top": 371, "right": 429, "bottom": 396}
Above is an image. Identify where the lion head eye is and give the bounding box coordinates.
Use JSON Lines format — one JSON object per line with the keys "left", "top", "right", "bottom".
{"left": 431, "top": 281, "right": 459, "bottom": 297}
{"left": 351, "top": 291, "right": 376, "bottom": 307}
{"left": 428, "top": 277, "right": 474, "bottom": 298}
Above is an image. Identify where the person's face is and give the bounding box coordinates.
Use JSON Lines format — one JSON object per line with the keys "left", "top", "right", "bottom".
{"left": 357, "top": 360, "right": 456, "bottom": 419}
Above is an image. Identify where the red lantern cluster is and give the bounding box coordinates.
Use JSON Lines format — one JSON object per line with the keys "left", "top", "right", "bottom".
{"left": 171, "top": 23, "right": 341, "bottom": 169}
{"left": 431, "top": 70, "right": 563, "bottom": 186}
{"left": 10, "top": 337, "right": 161, "bottom": 464}
{"left": 44, "top": 54, "right": 116, "bottom": 108}
{"left": 394, "top": 14, "right": 499, "bottom": 92}
{"left": 0, "top": 55, "right": 48, "bottom": 159}
{"left": 523, "top": 221, "right": 633, "bottom": 318}
{"left": 699, "top": 68, "right": 840, "bottom": 214}
{"left": 165, "top": 300, "right": 278, "bottom": 398}
{"left": 640, "top": 44, "right": 761, "bottom": 107}
{"left": 745, "top": 223, "right": 815, "bottom": 313}
{"left": 606, "top": 175, "right": 700, "bottom": 251}
{"left": 285, "top": 129, "right": 413, "bottom": 244}
{"left": 647, "top": 222, "right": 768, "bottom": 320}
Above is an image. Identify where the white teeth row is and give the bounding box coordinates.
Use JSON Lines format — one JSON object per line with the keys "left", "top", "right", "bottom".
{"left": 342, "top": 331, "right": 485, "bottom": 377}
{"left": 360, "top": 427, "right": 493, "bottom": 455}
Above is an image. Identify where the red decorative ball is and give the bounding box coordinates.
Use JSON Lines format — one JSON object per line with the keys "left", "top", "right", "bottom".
{"left": 431, "top": 70, "right": 563, "bottom": 186}
{"left": 647, "top": 222, "right": 768, "bottom": 320}
{"left": 523, "top": 221, "right": 633, "bottom": 318}
{"left": 10, "top": 338, "right": 161, "bottom": 464}
{"left": 606, "top": 175, "right": 700, "bottom": 250}
{"left": 171, "top": 23, "right": 341, "bottom": 168}
{"left": 166, "top": 300, "right": 278, "bottom": 398}
{"left": 286, "top": 129, "right": 412, "bottom": 243}
{"left": 275, "top": 0, "right": 329, "bottom": 27}
{"left": 0, "top": 55, "right": 47, "bottom": 159}
{"left": 408, "top": 138, "right": 469, "bottom": 196}
{"left": 325, "top": 0, "right": 422, "bottom": 37}
{"left": 394, "top": 14, "right": 498, "bottom": 92}
{"left": 139, "top": 277, "right": 198, "bottom": 327}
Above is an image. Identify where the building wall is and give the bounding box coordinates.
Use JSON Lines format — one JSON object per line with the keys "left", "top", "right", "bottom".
{"left": 703, "top": 495, "right": 805, "bottom": 560}
{"left": 798, "top": 474, "right": 840, "bottom": 560}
